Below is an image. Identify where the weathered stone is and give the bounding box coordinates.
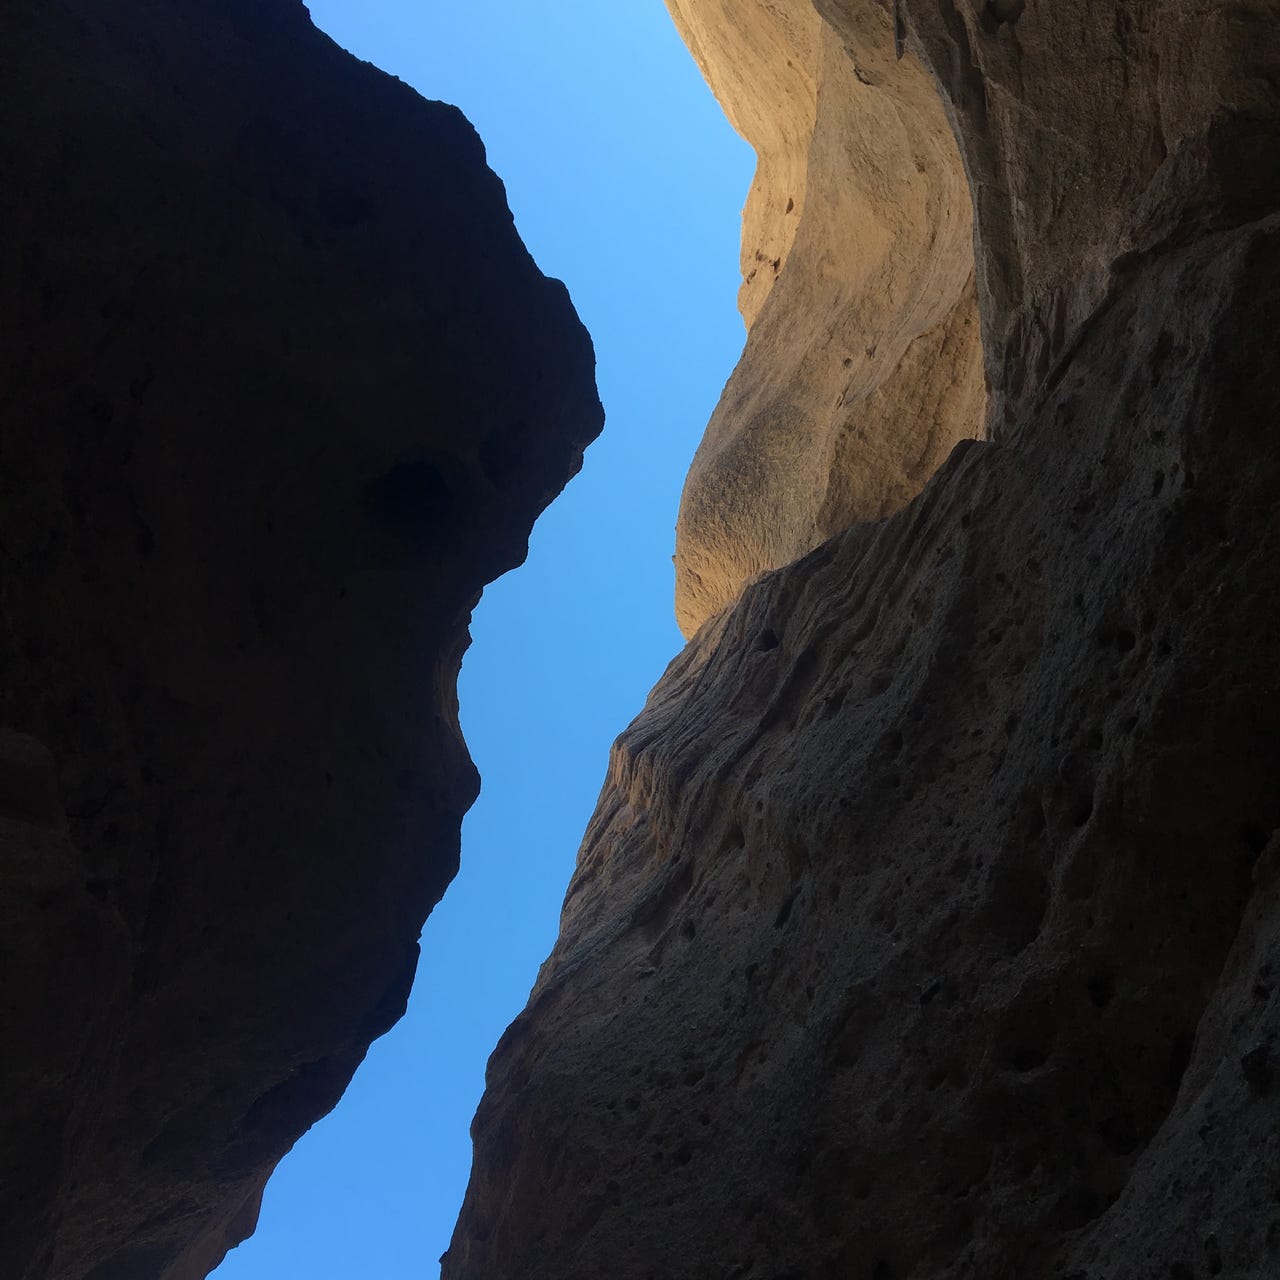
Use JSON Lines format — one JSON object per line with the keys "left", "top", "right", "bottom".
{"left": 670, "top": 0, "right": 984, "bottom": 636}
{"left": 0, "top": 2, "right": 601, "bottom": 1276}
{"left": 448, "top": 1, "right": 1280, "bottom": 1276}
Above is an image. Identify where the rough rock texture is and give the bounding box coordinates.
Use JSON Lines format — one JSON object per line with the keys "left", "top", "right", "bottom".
{"left": 0, "top": 2, "right": 601, "bottom": 1277}
{"left": 670, "top": 0, "right": 984, "bottom": 637}
{"left": 448, "top": 1, "right": 1280, "bottom": 1277}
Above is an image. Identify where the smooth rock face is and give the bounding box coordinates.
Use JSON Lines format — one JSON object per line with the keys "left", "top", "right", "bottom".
{"left": 448, "top": 1, "right": 1280, "bottom": 1277}
{"left": 670, "top": 0, "right": 984, "bottom": 637}
{"left": 0, "top": 2, "right": 601, "bottom": 1277}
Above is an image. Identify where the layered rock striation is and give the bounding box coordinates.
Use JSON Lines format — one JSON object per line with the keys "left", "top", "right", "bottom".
{"left": 0, "top": 2, "right": 601, "bottom": 1276}
{"left": 449, "top": 1, "right": 1280, "bottom": 1277}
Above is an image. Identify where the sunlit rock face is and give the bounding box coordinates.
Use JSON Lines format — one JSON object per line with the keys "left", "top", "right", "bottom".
{"left": 670, "top": 0, "right": 984, "bottom": 638}
{"left": 0, "top": 2, "right": 601, "bottom": 1277}
{"left": 447, "top": 1, "right": 1280, "bottom": 1277}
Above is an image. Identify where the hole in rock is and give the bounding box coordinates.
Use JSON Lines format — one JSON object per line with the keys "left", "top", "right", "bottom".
{"left": 1087, "top": 972, "right": 1116, "bottom": 1009}
{"left": 983, "top": 0, "right": 1026, "bottom": 28}
{"left": 1004, "top": 1045, "right": 1050, "bottom": 1074}
{"left": 363, "top": 458, "right": 454, "bottom": 546}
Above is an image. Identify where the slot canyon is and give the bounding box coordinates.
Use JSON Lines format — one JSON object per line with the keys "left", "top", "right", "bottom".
{"left": 3, "top": 0, "right": 1280, "bottom": 1278}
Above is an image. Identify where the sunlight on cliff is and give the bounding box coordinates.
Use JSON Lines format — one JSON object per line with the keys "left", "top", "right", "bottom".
{"left": 669, "top": 0, "right": 985, "bottom": 636}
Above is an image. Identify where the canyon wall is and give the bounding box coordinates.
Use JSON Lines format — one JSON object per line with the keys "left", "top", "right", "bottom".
{"left": 448, "top": 1, "right": 1280, "bottom": 1277}
{"left": 0, "top": 2, "right": 601, "bottom": 1276}
{"left": 669, "top": 0, "right": 985, "bottom": 636}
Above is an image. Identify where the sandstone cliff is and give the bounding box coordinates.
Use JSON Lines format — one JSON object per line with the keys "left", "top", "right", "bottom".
{"left": 448, "top": 1, "right": 1280, "bottom": 1276}
{"left": 0, "top": 2, "right": 601, "bottom": 1276}
{"left": 670, "top": 0, "right": 984, "bottom": 637}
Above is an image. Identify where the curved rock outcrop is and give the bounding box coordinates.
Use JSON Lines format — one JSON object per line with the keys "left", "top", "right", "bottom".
{"left": 898, "top": 0, "right": 1280, "bottom": 431}
{"left": 0, "top": 2, "right": 601, "bottom": 1276}
{"left": 448, "top": 1, "right": 1280, "bottom": 1276}
{"left": 671, "top": 0, "right": 984, "bottom": 637}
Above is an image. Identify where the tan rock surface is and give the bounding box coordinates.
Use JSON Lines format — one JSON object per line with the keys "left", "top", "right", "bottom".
{"left": 0, "top": 2, "right": 601, "bottom": 1276}
{"left": 670, "top": 0, "right": 984, "bottom": 637}
{"left": 447, "top": 1, "right": 1280, "bottom": 1276}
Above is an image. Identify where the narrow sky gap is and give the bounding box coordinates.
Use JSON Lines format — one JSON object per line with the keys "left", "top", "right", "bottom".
{"left": 213, "top": 3, "right": 751, "bottom": 1275}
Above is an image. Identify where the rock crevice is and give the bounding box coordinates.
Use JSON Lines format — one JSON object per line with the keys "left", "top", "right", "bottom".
{"left": 448, "top": 1, "right": 1280, "bottom": 1276}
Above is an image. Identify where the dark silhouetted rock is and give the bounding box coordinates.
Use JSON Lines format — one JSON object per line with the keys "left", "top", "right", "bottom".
{"left": 0, "top": 1, "right": 601, "bottom": 1276}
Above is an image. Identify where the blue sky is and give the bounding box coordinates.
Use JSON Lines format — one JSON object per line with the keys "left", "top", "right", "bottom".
{"left": 214, "top": 3, "right": 751, "bottom": 1275}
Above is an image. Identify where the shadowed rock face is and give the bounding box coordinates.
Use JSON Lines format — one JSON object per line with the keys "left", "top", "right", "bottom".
{"left": 0, "top": 2, "right": 601, "bottom": 1276}
{"left": 447, "top": 2, "right": 1280, "bottom": 1277}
